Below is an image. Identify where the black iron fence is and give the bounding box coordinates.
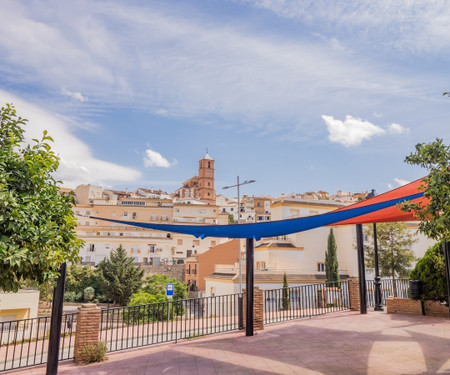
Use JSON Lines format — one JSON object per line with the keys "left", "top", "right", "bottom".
{"left": 264, "top": 281, "right": 350, "bottom": 324}
{"left": 100, "top": 293, "right": 243, "bottom": 353}
{"left": 366, "top": 278, "right": 409, "bottom": 307}
{"left": 0, "top": 312, "right": 77, "bottom": 372}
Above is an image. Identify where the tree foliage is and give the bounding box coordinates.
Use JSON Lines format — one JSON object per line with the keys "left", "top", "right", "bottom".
{"left": 0, "top": 104, "right": 82, "bottom": 292}
{"left": 97, "top": 245, "right": 144, "bottom": 306}
{"left": 65, "top": 264, "right": 109, "bottom": 303}
{"left": 142, "top": 274, "right": 188, "bottom": 301}
{"left": 325, "top": 229, "right": 340, "bottom": 287}
{"left": 365, "top": 222, "right": 417, "bottom": 279}
{"left": 401, "top": 139, "right": 450, "bottom": 240}
{"left": 410, "top": 240, "right": 447, "bottom": 303}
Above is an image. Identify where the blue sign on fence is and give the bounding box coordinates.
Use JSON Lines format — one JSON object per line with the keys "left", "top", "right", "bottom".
{"left": 166, "top": 283, "right": 174, "bottom": 298}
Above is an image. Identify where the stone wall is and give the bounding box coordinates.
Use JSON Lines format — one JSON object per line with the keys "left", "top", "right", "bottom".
{"left": 423, "top": 300, "right": 449, "bottom": 318}
{"left": 142, "top": 264, "right": 185, "bottom": 282}
{"left": 386, "top": 297, "right": 423, "bottom": 315}
{"left": 348, "top": 277, "right": 360, "bottom": 311}
{"left": 243, "top": 287, "right": 264, "bottom": 331}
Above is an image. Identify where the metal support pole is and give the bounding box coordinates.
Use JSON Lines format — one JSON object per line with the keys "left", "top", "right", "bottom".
{"left": 46, "top": 263, "right": 67, "bottom": 375}
{"left": 245, "top": 238, "right": 254, "bottom": 336}
{"left": 237, "top": 176, "right": 242, "bottom": 293}
{"left": 356, "top": 225, "right": 367, "bottom": 314}
{"left": 373, "top": 223, "right": 384, "bottom": 311}
{"left": 444, "top": 241, "right": 450, "bottom": 317}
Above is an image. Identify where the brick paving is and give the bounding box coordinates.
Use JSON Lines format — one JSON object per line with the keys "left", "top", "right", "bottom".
{"left": 9, "top": 310, "right": 450, "bottom": 374}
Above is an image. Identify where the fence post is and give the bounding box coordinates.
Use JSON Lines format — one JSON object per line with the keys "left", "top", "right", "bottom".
{"left": 348, "top": 277, "right": 361, "bottom": 311}
{"left": 242, "top": 287, "right": 264, "bottom": 332}
{"left": 74, "top": 304, "right": 101, "bottom": 363}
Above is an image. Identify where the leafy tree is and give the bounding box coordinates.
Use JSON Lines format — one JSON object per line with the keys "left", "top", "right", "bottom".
{"left": 401, "top": 139, "right": 450, "bottom": 240}
{"left": 125, "top": 291, "right": 170, "bottom": 324}
{"left": 97, "top": 245, "right": 144, "bottom": 306}
{"left": 0, "top": 104, "right": 83, "bottom": 292}
{"left": 228, "top": 214, "right": 236, "bottom": 224}
{"left": 83, "top": 286, "right": 95, "bottom": 302}
{"left": 325, "top": 229, "right": 340, "bottom": 287}
{"left": 410, "top": 240, "right": 447, "bottom": 302}
{"left": 281, "top": 272, "right": 290, "bottom": 310}
{"left": 365, "top": 222, "right": 416, "bottom": 296}
{"left": 142, "top": 274, "right": 188, "bottom": 301}
{"left": 65, "top": 264, "right": 109, "bottom": 303}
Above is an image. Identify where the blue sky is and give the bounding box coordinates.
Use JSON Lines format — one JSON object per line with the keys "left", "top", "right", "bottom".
{"left": 1, "top": 0, "right": 449, "bottom": 198}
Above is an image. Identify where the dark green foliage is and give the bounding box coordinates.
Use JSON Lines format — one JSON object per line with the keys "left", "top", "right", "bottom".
{"left": 83, "top": 286, "right": 95, "bottom": 301}
{"left": 325, "top": 229, "right": 340, "bottom": 287}
{"left": 410, "top": 240, "right": 447, "bottom": 303}
{"left": 401, "top": 139, "right": 450, "bottom": 240}
{"left": 0, "top": 104, "right": 83, "bottom": 292}
{"left": 281, "top": 272, "right": 290, "bottom": 310}
{"left": 64, "top": 264, "right": 109, "bottom": 303}
{"left": 365, "top": 223, "right": 416, "bottom": 278}
{"left": 228, "top": 214, "right": 236, "bottom": 224}
{"left": 97, "top": 245, "right": 144, "bottom": 306}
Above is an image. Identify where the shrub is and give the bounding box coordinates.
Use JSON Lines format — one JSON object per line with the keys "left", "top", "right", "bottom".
{"left": 77, "top": 342, "right": 108, "bottom": 363}
{"left": 83, "top": 286, "right": 95, "bottom": 302}
{"left": 410, "top": 240, "right": 447, "bottom": 304}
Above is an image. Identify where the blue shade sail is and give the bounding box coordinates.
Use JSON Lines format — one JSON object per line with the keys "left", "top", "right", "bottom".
{"left": 89, "top": 192, "right": 423, "bottom": 240}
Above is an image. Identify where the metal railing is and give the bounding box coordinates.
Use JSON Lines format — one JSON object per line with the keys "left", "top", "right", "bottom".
{"left": 0, "top": 312, "right": 77, "bottom": 372}
{"left": 100, "top": 293, "right": 243, "bottom": 353}
{"left": 366, "top": 278, "right": 409, "bottom": 307}
{"left": 264, "top": 281, "right": 350, "bottom": 324}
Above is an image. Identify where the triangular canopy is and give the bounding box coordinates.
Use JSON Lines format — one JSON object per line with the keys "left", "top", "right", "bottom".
{"left": 90, "top": 178, "right": 426, "bottom": 240}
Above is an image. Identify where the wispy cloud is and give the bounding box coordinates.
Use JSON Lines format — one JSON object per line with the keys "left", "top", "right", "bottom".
{"left": 394, "top": 178, "right": 409, "bottom": 186}
{"left": 0, "top": 89, "right": 141, "bottom": 187}
{"left": 61, "top": 88, "right": 88, "bottom": 102}
{"left": 143, "top": 149, "right": 176, "bottom": 168}
{"left": 0, "top": 0, "right": 425, "bottom": 139}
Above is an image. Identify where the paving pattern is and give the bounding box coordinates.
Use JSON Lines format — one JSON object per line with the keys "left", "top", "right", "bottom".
{"left": 10, "top": 310, "right": 450, "bottom": 374}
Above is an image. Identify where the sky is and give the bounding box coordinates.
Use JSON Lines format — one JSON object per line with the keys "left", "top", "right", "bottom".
{"left": 0, "top": 0, "right": 449, "bottom": 198}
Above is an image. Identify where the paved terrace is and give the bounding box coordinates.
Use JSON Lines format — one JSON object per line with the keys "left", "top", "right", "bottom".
{"left": 11, "top": 311, "right": 450, "bottom": 375}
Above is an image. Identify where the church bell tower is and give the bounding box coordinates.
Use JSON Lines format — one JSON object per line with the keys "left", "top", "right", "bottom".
{"left": 198, "top": 152, "right": 216, "bottom": 205}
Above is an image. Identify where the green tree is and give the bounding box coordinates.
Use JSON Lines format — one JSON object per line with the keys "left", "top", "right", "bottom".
{"left": 410, "top": 240, "right": 447, "bottom": 302}
{"left": 65, "top": 264, "right": 109, "bottom": 303}
{"left": 0, "top": 104, "right": 83, "bottom": 292}
{"left": 364, "top": 222, "right": 416, "bottom": 296}
{"left": 142, "top": 274, "right": 187, "bottom": 315}
{"left": 325, "top": 229, "right": 340, "bottom": 287}
{"left": 401, "top": 139, "right": 450, "bottom": 241}
{"left": 228, "top": 214, "right": 236, "bottom": 224}
{"left": 97, "top": 245, "right": 144, "bottom": 306}
{"left": 281, "top": 272, "right": 290, "bottom": 310}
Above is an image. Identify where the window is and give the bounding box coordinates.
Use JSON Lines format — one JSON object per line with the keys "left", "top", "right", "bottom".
{"left": 208, "top": 162, "right": 211, "bottom": 168}
{"left": 290, "top": 209, "right": 300, "bottom": 217}
{"left": 193, "top": 240, "right": 200, "bottom": 246}
{"left": 89, "top": 244, "right": 95, "bottom": 252}
{"left": 210, "top": 287, "right": 216, "bottom": 296}
{"left": 132, "top": 212, "right": 137, "bottom": 219}
{"left": 148, "top": 245, "right": 156, "bottom": 253}
{"left": 317, "top": 262, "right": 325, "bottom": 272}
{"left": 152, "top": 214, "right": 157, "bottom": 220}
{"left": 210, "top": 240, "right": 216, "bottom": 247}
{"left": 84, "top": 221, "right": 90, "bottom": 226}
{"left": 256, "top": 202, "right": 261, "bottom": 207}
{"left": 193, "top": 265, "right": 197, "bottom": 275}
{"left": 123, "top": 212, "right": 128, "bottom": 217}
{"left": 208, "top": 182, "right": 210, "bottom": 186}
{"left": 187, "top": 265, "right": 191, "bottom": 274}
{"left": 162, "top": 214, "right": 167, "bottom": 221}
{"left": 177, "top": 239, "right": 183, "bottom": 245}
{"left": 86, "top": 210, "right": 91, "bottom": 216}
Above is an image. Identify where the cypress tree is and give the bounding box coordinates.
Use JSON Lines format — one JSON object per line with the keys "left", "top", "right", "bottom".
{"left": 281, "top": 272, "right": 290, "bottom": 310}
{"left": 325, "top": 229, "right": 340, "bottom": 287}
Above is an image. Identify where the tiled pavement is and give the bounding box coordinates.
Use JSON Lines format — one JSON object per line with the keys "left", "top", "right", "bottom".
{"left": 9, "top": 310, "right": 450, "bottom": 374}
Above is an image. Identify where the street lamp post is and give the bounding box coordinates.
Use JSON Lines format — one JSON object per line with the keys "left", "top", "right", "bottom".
{"left": 367, "top": 189, "right": 383, "bottom": 311}
{"left": 223, "top": 177, "right": 256, "bottom": 293}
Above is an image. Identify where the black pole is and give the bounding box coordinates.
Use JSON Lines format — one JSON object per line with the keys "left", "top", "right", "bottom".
{"left": 444, "top": 241, "right": 450, "bottom": 317}
{"left": 245, "top": 238, "right": 254, "bottom": 336}
{"left": 46, "top": 263, "right": 67, "bottom": 375}
{"left": 373, "top": 223, "right": 383, "bottom": 311}
{"left": 356, "top": 224, "right": 367, "bottom": 314}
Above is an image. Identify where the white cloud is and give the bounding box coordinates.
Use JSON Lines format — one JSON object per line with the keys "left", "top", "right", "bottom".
{"left": 322, "top": 115, "right": 386, "bottom": 147}
{"left": 0, "top": 0, "right": 422, "bottom": 138}
{"left": 62, "top": 88, "right": 88, "bottom": 102}
{"left": 388, "top": 123, "right": 409, "bottom": 134}
{"left": 0, "top": 89, "right": 141, "bottom": 187}
{"left": 143, "top": 149, "right": 176, "bottom": 168}
{"left": 394, "top": 178, "right": 409, "bottom": 186}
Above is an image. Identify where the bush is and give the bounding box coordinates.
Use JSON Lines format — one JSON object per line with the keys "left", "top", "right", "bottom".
{"left": 124, "top": 292, "right": 169, "bottom": 324}
{"left": 410, "top": 240, "right": 447, "bottom": 303}
{"left": 83, "top": 286, "right": 95, "bottom": 302}
{"left": 77, "top": 342, "right": 108, "bottom": 363}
